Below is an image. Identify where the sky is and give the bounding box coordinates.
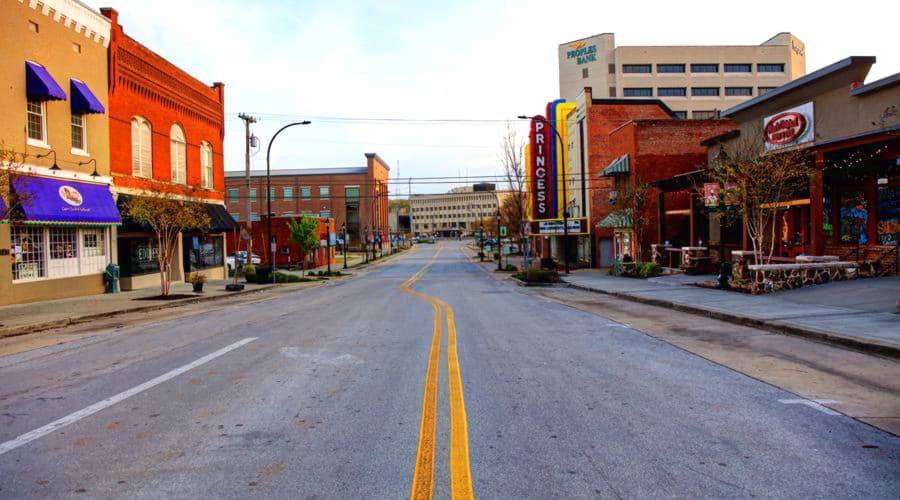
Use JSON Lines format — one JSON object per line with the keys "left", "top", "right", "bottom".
{"left": 86, "top": 0, "right": 900, "bottom": 196}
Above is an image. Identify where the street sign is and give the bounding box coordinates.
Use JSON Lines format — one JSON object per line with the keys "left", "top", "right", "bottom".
{"left": 499, "top": 226, "right": 508, "bottom": 237}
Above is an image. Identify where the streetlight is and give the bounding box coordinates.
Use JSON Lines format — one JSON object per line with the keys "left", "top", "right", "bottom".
{"left": 341, "top": 223, "right": 348, "bottom": 269}
{"left": 496, "top": 210, "right": 503, "bottom": 271}
{"left": 265, "top": 120, "right": 311, "bottom": 282}
{"left": 518, "top": 114, "right": 570, "bottom": 274}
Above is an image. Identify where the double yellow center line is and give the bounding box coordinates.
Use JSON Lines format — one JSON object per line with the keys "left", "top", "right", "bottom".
{"left": 401, "top": 248, "right": 474, "bottom": 500}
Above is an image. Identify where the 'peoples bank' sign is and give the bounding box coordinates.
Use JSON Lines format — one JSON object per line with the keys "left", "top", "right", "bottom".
{"left": 566, "top": 41, "right": 597, "bottom": 65}
{"left": 763, "top": 102, "right": 814, "bottom": 151}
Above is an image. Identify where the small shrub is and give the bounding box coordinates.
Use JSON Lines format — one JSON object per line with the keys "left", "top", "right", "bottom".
{"left": 637, "top": 262, "right": 662, "bottom": 279}
{"left": 513, "top": 269, "right": 561, "bottom": 283}
{"left": 274, "top": 272, "right": 302, "bottom": 283}
{"left": 243, "top": 264, "right": 257, "bottom": 283}
{"left": 504, "top": 263, "right": 518, "bottom": 272}
{"left": 187, "top": 272, "right": 207, "bottom": 285}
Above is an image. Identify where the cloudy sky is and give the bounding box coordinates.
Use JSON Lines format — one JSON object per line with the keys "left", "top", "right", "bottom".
{"left": 87, "top": 0, "right": 899, "bottom": 195}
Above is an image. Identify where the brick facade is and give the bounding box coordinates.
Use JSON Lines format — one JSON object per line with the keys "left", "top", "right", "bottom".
{"left": 226, "top": 217, "right": 335, "bottom": 269}
{"left": 224, "top": 153, "right": 390, "bottom": 250}
{"left": 102, "top": 8, "right": 225, "bottom": 202}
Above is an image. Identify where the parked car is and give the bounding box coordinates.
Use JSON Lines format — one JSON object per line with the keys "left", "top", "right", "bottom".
{"left": 227, "top": 252, "right": 261, "bottom": 273}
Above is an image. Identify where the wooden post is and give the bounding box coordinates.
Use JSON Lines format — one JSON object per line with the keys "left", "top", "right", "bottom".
{"left": 689, "top": 192, "right": 697, "bottom": 246}
{"left": 810, "top": 151, "right": 825, "bottom": 255}
{"left": 865, "top": 173, "right": 877, "bottom": 247}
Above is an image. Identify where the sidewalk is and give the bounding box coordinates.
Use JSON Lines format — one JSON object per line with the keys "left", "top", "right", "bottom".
{"left": 563, "top": 270, "right": 900, "bottom": 358}
{"left": 0, "top": 279, "right": 278, "bottom": 338}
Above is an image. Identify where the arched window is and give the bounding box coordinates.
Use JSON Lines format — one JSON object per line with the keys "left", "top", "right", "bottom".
{"left": 131, "top": 116, "right": 152, "bottom": 178}
{"left": 200, "top": 141, "right": 213, "bottom": 189}
{"left": 170, "top": 124, "right": 186, "bottom": 184}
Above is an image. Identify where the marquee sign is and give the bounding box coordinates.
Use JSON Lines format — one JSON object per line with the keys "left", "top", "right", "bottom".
{"left": 763, "top": 102, "right": 814, "bottom": 151}
{"left": 529, "top": 116, "right": 553, "bottom": 219}
{"left": 529, "top": 218, "right": 589, "bottom": 236}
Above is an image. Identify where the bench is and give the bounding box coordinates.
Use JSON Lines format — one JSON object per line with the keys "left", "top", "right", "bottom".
{"left": 746, "top": 261, "right": 858, "bottom": 294}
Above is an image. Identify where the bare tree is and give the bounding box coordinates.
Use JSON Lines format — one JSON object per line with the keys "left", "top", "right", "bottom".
{"left": 122, "top": 193, "right": 211, "bottom": 296}
{"left": 701, "top": 130, "right": 812, "bottom": 266}
{"left": 499, "top": 125, "right": 527, "bottom": 247}
{"left": 616, "top": 181, "right": 653, "bottom": 262}
{"left": 0, "top": 145, "right": 35, "bottom": 220}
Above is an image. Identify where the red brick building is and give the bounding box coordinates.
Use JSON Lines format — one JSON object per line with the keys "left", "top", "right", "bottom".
{"left": 224, "top": 153, "right": 391, "bottom": 251}
{"left": 101, "top": 8, "right": 234, "bottom": 289}
{"left": 101, "top": 8, "right": 234, "bottom": 290}
{"left": 598, "top": 118, "right": 736, "bottom": 262}
{"left": 226, "top": 217, "right": 335, "bottom": 270}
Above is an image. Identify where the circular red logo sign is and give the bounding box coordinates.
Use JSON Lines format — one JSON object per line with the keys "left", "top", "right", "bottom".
{"left": 765, "top": 112, "right": 808, "bottom": 145}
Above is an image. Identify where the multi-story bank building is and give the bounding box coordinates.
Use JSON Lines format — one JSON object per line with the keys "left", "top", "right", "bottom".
{"left": 559, "top": 33, "right": 806, "bottom": 119}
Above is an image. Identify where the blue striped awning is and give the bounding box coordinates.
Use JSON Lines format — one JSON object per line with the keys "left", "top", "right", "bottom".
{"left": 600, "top": 154, "right": 629, "bottom": 176}
{"left": 597, "top": 209, "right": 633, "bottom": 228}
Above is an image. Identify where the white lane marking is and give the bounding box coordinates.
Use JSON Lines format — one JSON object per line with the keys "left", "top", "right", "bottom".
{"left": 778, "top": 399, "right": 842, "bottom": 415}
{"left": 0, "top": 337, "right": 257, "bottom": 456}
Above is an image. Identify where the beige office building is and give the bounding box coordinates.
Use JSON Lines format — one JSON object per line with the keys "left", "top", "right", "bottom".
{"left": 410, "top": 186, "right": 509, "bottom": 236}
{"left": 559, "top": 32, "right": 806, "bottom": 119}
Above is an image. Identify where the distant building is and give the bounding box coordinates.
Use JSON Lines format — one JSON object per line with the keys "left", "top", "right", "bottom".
{"left": 559, "top": 33, "right": 806, "bottom": 119}
{"left": 224, "top": 153, "right": 390, "bottom": 250}
{"left": 410, "top": 185, "right": 510, "bottom": 236}
{"left": 473, "top": 183, "right": 496, "bottom": 192}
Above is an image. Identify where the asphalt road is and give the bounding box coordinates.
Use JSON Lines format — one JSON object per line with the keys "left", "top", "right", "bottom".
{"left": 0, "top": 241, "right": 898, "bottom": 498}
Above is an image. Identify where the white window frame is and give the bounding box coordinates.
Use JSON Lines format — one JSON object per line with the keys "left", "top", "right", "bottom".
{"left": 170, "top": 124, "right": 187, "bottom": 185}
{"left": 71, "top": 112, "right": 88, "bottom": 155}
{"left": 200, "top": 140, "right": 213, "bottom": 189}
{"left": 26, "top": 98, "right": 49, "bottom": 149}
{"left": 11, "top": 226, "right": 110, "bottom": 283}
{"left": 131, "top": 116, "right": 152, "bottom": 178}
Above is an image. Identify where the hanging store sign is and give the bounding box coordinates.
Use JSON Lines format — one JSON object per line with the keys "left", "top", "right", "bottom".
{"left": 529, "top": 218, "right": 589, "bottom": 235}
{"left": 529, "top": 116, "right": 553, "bottom": 220}
{"left": 763, "top": 102, "right": 814, "bottom": 151}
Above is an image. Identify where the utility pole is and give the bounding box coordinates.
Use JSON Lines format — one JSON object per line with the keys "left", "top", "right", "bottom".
{"left": 238, "top": 113, "right": 257, "bottom": 270}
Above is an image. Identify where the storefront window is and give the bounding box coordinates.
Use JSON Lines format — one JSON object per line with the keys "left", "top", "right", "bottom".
{"left": 118, "top": 237, "right": 160, "bottom": 276}
{"left": 877, "top": 184, "right": 899, "bottom": 245}
{"left": 823, "top": 181, "right": 833, "bottom": 239}
{"left": 839, "top": 191, "right": 868, "bottom": 244}
{"left": 187, "top": 234, "right": 223, "bottom": 271}
{"left": 11, "top": 226, "right": 46, "bottom": 281}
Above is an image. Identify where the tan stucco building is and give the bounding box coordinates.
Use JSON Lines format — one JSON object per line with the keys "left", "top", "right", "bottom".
{"left": 1, "top": 0, "right": 116, "bottom": 305}
{"left": 559, "top": 33, "right": 806, "bottom": 119}
{"left": 410, "top": 185, "right": 510, "bottom": 236}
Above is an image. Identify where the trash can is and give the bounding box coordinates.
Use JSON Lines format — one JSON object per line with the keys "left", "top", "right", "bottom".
{"left": 103, "top": 264, "right": 120, "bottom": 294}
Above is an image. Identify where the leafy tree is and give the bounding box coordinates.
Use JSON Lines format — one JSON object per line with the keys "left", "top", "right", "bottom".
{"left": 499, "top": 125, "right": 527, "bottom": 248}
{"left": 701, "top": 130, "right": 812, "bottom": 265}
{"left": 122, "top": 193, "right": 210, "bottom": 296}
{"left": 0, "top": 145, "right": 35, "bottom": 220}
{"left": 288, "top": 216, "right": 320, "bottom": 276}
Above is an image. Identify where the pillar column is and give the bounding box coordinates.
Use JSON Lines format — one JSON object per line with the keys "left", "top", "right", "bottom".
{"left": 810, "top": 151, "right": 825, "bottom": 255}
{"left": 657, "top": 191, "right": 666, "bottom": 244}
{"left": 689, "top": 192, "right": 697, "bottom": 246}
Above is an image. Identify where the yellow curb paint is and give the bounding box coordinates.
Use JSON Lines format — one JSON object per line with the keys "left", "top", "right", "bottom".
{"left": 402, "top": 248, "right": 443, "bottom": 500}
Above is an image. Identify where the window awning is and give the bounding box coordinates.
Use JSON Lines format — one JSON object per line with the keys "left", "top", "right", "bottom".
{"left": 70, "top": 79, "right": 105, "bottom": 114}
{"left": 25, "top": 62, "right": 66, "bottom": 101}
{"left": 597, "top": 209, "right": 633, "bottom": 228}
{"left": 0, "top": 194, "right": 7, "bottom": 220}
{"left": 206, "top": 203, "right": 239, "bottom": 232}
{"left": 600, "top": 154, "right": 629, "bottom": 177}
{"left": 11, "top": 176, "right": 121, "bottom": 225}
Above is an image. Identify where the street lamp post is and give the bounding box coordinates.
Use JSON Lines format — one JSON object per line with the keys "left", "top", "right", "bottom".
{"left": 265, "top": 120, "right": 311, "bottom": 283}
{"left": 518, "top": 115, "right": 570, "bottom": 274}
{"left": 496, "top": 210, "right": 503, "bottom": 271}
{"left": 341, "top": 223, "right": 348, "bottom": 269}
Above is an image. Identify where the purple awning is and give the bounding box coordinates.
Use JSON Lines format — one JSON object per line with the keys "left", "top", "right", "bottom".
{"left": 13, "top": 176, "right": 121, "bottom": 225}
{"left": 0, "top": 194, "right": 7, "bottom": 220}
{"left": 71, "top": 79, "right": 105, "bottom": 114}
{"left": 25, "top": 62, "right": 66, "bottom": 101}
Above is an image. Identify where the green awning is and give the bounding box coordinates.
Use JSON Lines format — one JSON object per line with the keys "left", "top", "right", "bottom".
{"left": 600, "top": 154, "right": 629, "bottom": 176}
{"left": 597, "top": 209, "right": 633, "bottom": 228}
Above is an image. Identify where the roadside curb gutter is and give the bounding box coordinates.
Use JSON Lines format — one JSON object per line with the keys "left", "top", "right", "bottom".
{"left": 564, "top": 281, "right": 900, "bottom": 360}
{"left": 0, "top": 284, "right": 279, "bottom": 340}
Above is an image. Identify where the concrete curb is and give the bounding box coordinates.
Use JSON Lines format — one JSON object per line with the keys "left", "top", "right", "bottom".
{"left": 0, "top": 284, "right": 279, "bottom": 340}
{"left": 564, "top": 281, "right": 900, "bottom": 360}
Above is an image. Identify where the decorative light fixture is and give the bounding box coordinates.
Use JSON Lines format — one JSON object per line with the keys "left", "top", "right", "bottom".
{"left": 78, "top": 158, "right": 100, "bottom": 177}
{"left": 36, "top": 150, "right": 60, "bottom": 170}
